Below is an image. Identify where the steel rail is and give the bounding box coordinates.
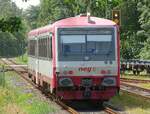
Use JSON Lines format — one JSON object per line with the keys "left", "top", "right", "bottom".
{"left": 120, "top": 78, "right": 150, "bottom": 83}
{"left": 104, "top": 107, "right": 119, "bottom": 114}
{"left": 121, "top": 83, "right": 150, "bottom": 100}
{"left": 121, "top": 82, "right": 150, "bottom": 92}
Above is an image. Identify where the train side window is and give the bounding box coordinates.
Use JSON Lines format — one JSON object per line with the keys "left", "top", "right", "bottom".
{"left": 39, "top": 38, "right": 43, "bottom": 57}
{"left": 38, "top": 39, "right": 41, "bottom": 57}
{"left": 29, "top": 40, "right": 35, "bottom": 56}
{"left": 28, "top": 40, "right": 30, "bottom": 55}
{"left": 41, "top": 39, "right": 44, "bottom": 57}
{"left": 38, "top": 37, "right": 48, "bottom": 58}
{"left": 44, "top": 38, "right": 47, "bottom": 57}
{"left": 33, "top": 40, "right": 36, "bottom": 56}
{"left": 47, "top": 37, "right": 49, "bottom": 58}
{"left": 50, "top": 36, "right": 52, "bottom": 58}
{"left": 38, "top": 35, "right": 52, "bottom": 59}
{"left": 48, "top": 34, "right": 52, "bottom": 59}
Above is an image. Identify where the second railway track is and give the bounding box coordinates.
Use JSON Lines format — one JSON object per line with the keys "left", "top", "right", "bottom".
{"left": 120, "top": 77, "right": 150, "bottom": 83}
{"left": 121, "top": 82, "right": 150, "bottom": 100}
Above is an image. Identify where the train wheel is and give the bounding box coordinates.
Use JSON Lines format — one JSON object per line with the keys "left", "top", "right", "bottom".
{"left": 33, "top": 77, "right": 36, "bottom": 84}
{"left": 42, "top": 81, "right": 50, "bottom": 94}
{"left": 28, "top": 73, "right": 32, "bottom": 78}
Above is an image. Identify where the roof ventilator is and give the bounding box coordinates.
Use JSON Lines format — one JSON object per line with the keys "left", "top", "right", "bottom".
{"left": 76, "top": 13, "right": 95, "bottom": 24}
{"left": 87, "top": 12, "right": 95, "bottom": 24}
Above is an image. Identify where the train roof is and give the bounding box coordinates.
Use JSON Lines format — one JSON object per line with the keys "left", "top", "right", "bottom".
{"left": 52, "top": 16, "right": 116, "bottom": 27}
{"left": 28, "top": 16, "right": 117, "bottom": 37}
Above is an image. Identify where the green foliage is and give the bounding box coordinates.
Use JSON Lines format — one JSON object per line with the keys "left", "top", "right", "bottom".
{"left": 110, "top": 92, "right": 150, "bottom": 114}
{"left": 23, "top": 5, "right": 40, "bottom": 29}
{"left": 118, "top": 0, "right": 141, "bottom": 59}
{"left": 0, "top": 32, "right": 17, "bottom": 57}
{"left": 15, "top": 53, "right": 28, "bottom": 65}
{"left": 0, "top": 31, "right": 26, "bottom": 57}
{"left": 137, "top": 0, "right": 150, "bottom": 59}
{"left": 0, "top": 17, "right": 22, "bottom": 32}
{"left": 36, "top": 0, "right": 122, "bottom": 26}
{"left": 13, "top": 32, "right": 27, "bottom": 55}
{"left": 0, "top": 0, "right": 27, "bottom": 57}
{"left": 0, "top": 71, "right": 56, "bottom": 114}
{"left": 139, "top": 38, "right": 150, "bottom": 59}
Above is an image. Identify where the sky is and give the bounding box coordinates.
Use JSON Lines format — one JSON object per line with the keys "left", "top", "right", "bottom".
{"left": 12, "top": 0, "right": 40, "bottom": 10}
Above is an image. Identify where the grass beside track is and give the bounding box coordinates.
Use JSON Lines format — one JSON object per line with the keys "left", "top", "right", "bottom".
{"left": 110, "top": 92, "right": 150, "bottom": 114}
{"left": 0, "top": 71, "right": 56, "bottom": 114}
{"left": 14, "top": 53, "right": 28, "bottom": 64}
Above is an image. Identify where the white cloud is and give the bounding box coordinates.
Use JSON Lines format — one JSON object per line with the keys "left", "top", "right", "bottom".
{"left": 12, "top": 0, "right": 40, "bottom": 10}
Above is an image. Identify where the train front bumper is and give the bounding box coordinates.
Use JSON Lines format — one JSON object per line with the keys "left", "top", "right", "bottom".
{"left": 56, "top": 87, "right": 118, "bottom": 100}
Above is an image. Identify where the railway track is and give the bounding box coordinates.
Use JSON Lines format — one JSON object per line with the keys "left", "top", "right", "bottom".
{"left": 0, "top": 58, "right": 119, "bottom": 114}
{"left": 121, "top": 78, "right": 150, "bottom": 83}
{"left": 120, "top": 78, "right": 150, "bottom": 100}
{"left": 121, "top": 82, "right": 150, "bottom": 100}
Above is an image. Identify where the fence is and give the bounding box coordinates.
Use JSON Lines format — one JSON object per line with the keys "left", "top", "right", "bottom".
{"left": 0, "top": 65, "right": 5, "bottom": 87}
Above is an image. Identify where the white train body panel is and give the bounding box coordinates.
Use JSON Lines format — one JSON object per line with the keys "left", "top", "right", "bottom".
{"left": 28, "top": 57, "right": 36, "bottom": 72}
{"left": 38, "top": 59, "right": 53, "bottom": 77}
{"left": 57, "top": 61, "right": 118, "bottom": 76}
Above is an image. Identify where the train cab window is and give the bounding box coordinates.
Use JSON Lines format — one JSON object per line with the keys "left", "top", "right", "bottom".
{"left": 61, "top": 35, "right": 85, "bottom": 55}
{"left": 87, "top": 35, "right": 112, "bottom": 55}
{"left": 58, "top": 28, "right": 115, "bottom": 61}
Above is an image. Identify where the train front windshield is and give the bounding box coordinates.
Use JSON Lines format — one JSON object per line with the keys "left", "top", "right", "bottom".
{"left": 58, "top": 28, "right": 115, "bottom": 61}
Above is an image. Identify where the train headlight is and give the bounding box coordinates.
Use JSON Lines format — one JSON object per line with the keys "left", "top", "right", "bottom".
{"left": 101, "top": 77, "right": 116, "bottom": 86}
{"left": 59, "top": 78, "right": 73, "bottom": 87}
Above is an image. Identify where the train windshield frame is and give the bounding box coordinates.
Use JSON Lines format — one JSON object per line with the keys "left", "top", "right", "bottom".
{"left": 57, "top": 27, "right": 116, "bottom": 61}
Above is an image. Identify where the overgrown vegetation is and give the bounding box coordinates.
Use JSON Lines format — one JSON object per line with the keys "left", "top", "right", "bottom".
{"left": 110, "top": 92, "right": 150, "bottom": 114}
{"left": 14, "top": 53, "right": 28, "bottom": 64}
{"left": 0, "top": 71, "right": 56, "bottom": 114}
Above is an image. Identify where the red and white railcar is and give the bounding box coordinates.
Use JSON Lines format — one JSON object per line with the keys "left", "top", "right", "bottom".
{"left": 28, "top": 14, "right": 120, "bottom": 102}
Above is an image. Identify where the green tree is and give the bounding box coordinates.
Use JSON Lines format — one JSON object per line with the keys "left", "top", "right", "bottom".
{"left": 0, "top": 0, "right": 27, "bottom": 57}
{"left": 37, "top": 0, "right": 122, "bottom": 26}
{"left": 0, "top": 16, "right": 23, "bottom": 32}
{"left": 24, "top": 5, "right": 40, "bottom": 29}
{"left": 0, "top": 0, "right": 22, "bottom": 18}
{"left": 137, "top": 0, "right": 150, "bottom": 59}
{"left": 118, "top": 0, "right": 141, "bottom": 59}
{"left": 0, "top": 32, "right": 18, "bottom": 57}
